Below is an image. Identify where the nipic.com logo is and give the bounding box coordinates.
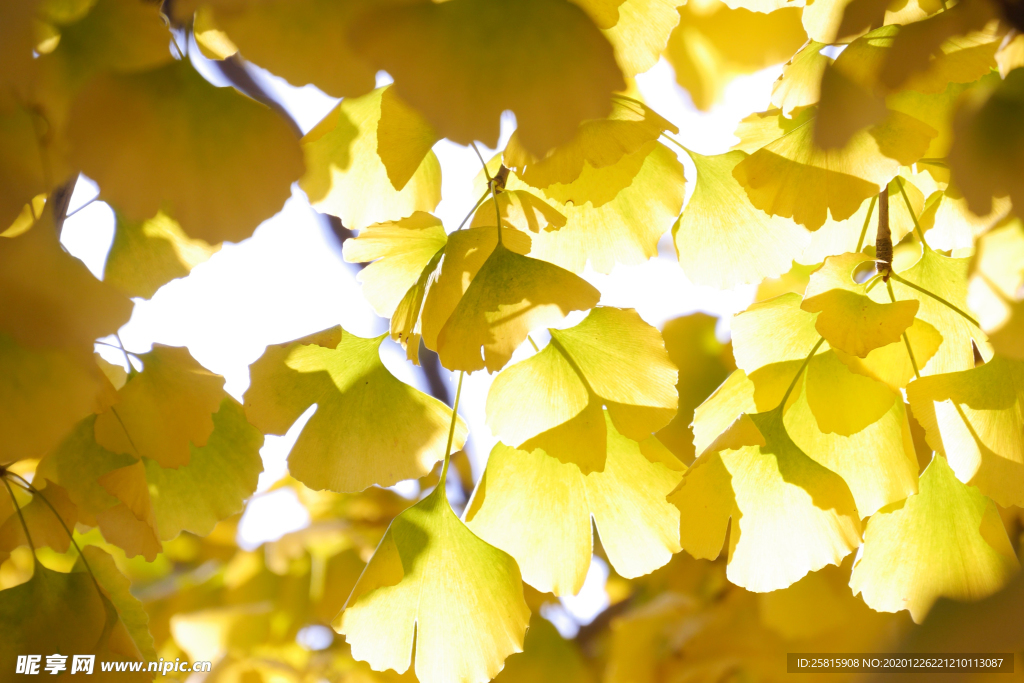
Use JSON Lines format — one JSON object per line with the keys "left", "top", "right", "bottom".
{"left": 15, "top": 655, "right": 213, "bottom": 675}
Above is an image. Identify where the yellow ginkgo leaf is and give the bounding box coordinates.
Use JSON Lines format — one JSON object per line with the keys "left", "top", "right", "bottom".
{"left": 920, "top": 186, "right": 1010, "bottom": 252}
{"left": 907, "top": 356, "right": 1024, "bottom": 507}
{"left": 94, "top": 459, "right": 161, "bottom": 561}
{"left": 731, "top": 292, "right": 822, "bottom": 374}
{"left": 0, "top": 106, "right": 50, "bottom": 230}
{"left": 349, "top": 0, "right": 625, "bottom": 156}
{"left": 470, "top": 190, "right": 568, "bottom": 234}
{"left": 244, "top": 326, "right": 467, "bottom": 492}
{"left": 732, "top": 107, "right": 935, "bottom": 230}
{"left": 503, "top": 96, "right": 676, "bottom": 189}
{"left": 669, "top": 405, "right": 862, "bottom": 592}
{"left": 0, "top": 336, "right": 114, "bottom": 464}
{"left": 879, "top": 244, "right": 988, "bottom": 375}
{"left": 192, "top": 5, "right": 238, "bottom": 60}
{"left": 598, "top": 0, "right": 682, "bottom": 78}
{"left": 804, "top": 349, "right": 898, "bottom": 435}
{"left": 850, "top": 455, "right": 1020, "bottom": 623}
{"left": 949, "top": 68, "right": 1024, "bottom": 218}
{"left": 674, "top": 149, "right": 810, "bottom": 288}
{"left": 801, "top": 253, "right": 920, "bottom": 357}
{"left": 377, "top": 86, "right": 441, "bottom": 193}
{"left": 0, "top": 481, "right": 77, "bottom": 563}
{"left": 301, "top": 86, "right": 442, "bottom": 231}
{"left": 144, "top": 399, "right": 263, "bottom": 540}
{"left": 0, "top": 211, "right": 133, "bottom": 350}
{"left": 104, "top": 210, "right": 220, "bottom": 300}
{"left": 486, "top": 307, "right": 677, "bottom": 472}
{"left": 466, "top": 414, "right": 684, "bottom": 596}
{"left": 666, "top": 0, "right": 807, "bottom": 111}
{"left": 436, "top": 242, "right": 601, "bottom": 373}
{"left": 189, "top": 0, "right": 376, "bottom": 98}
{"left": 94, "top": 345, "right": 228, "bottom": 469}
{"left": 968, "top": 220, "right": 1024, "bottom": 361}
{"left": 503, "top": 142, "right": 687, "bottom": 274}
{"left": 79, "top": 545, "right": 158, "bottom": 662}
{"left": 771, "top": 41, "right": 833, "bottom": 116}
{"left": 342, "top": 212, "right": 448, "bottom": 319}
{"left": 493, "top": 616, "right": 594, "bottom": 683}
{"left": 731, "top": 106, "right": 816, "bottom": 154}
{"left": 336, "top": 480, "right": 530, "bottom": 683}
{"left": 833, "top": 317, "right": 943, "bottom": 390}
{"left": 67, "top": 60, "right": 304, "bottom": 245}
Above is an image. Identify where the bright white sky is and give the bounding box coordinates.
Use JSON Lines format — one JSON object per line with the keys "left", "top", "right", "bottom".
{"left": 60, "top": 46, "right": 781, "bottom": 636}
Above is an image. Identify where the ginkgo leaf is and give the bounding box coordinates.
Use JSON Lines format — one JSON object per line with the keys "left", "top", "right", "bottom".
{"left": 656, "top": 313, "right": 735, "bottom": 464}
{"left": 93, "top": 460, "right": 161, "bottom": 561}
{"left": 968, "top": 220, "right": 1024, "bottom": 360}
{"left": 833, "top": 317, "right": 943, "bottom": 390}
{"left": 907, "top": 356, "right": 1024, "bottom": 507}
{"left": 0, "top": 336, "right": 114, "bottom": 464}
{"left": 731, "top": 293, "right": 822, "bottom": 374}
{"left": 94, "top": 344, "right": 228, "bottom": 469}
{"left": 502, "top": 96, "right": 676, "bottom": 189}
{"left": 470, "top": 190, "right": 568, "bottom": 234}
{"left": 669, "top": 405, "right": 862, "bottom": 592}
{"left": 342, "top": 212, "right": 448, "bottom": 319}
{"left": 881, "top": 244, "right": 989, "bottom": 375}
{"left": 949, "top": 68, "right": 1024, "bottom": 217}
{"left": 801, "top": 253, "right": 920, "bottom": 357}
{"left": 145, "top": 399, "right": 263, "bottom": 540}
{"left": 0, "top": 106, "right": 50, "bottom": 230}
{"left": 501, "top": 142, "right": 687, "bottom": 274}
{"left": 0, "top": 211, "right": 133, "bottom": 350}
{"left": 920, "top": 186, "right": 1010, "bottom": 251}
{"left": 731, "top": 106, "right": 816, "bottom": 154}
{"left": 67, "top": 60, "right": 305, "bottom": 245}
{"left": 80, "top": 545, "right": 158, "bottom": 662}
{"left": 0, "top": 481, "right": 77, "bottom": 563}
{"left": 348, "top": 0, "right": 625, "bottom": 156}
{"left": 674, "top": 149, "right": 810, "bottom": 288}
{"left": 184, "top": 0, "right": 376, "bottom": 98}
{"left": 486, "top": 307, "right": 677, "bottom": 472}
{"left": 377, "top": 86, "right": 441, "bottom": 192}
{"left": 850, "top": 455, "right": 1020, "bottom": 623}
{"left": 301, "top": 86, "right": 442, "bottom": 231}
{"left": 336, "top": 481, "right": 530, "bottom": 683}
{"left": 192, "top": 6, "right": 238, "bottom": 60}
{"left": 466, "top": 413, "right": 684, "bottom": 596}
{"left": 598, "top": 0, "right": 682, "bottom": 78}
{"left": 244, "top": 327, "right": 467, "bottom": 492}
{"left": 666, "top": 1, "right": 807, "bottom": 111}
{"left": 493, "top": 616, "right": 594, "bottom": 683}
{"left": 436, "top": 242, "right": 601, "bottom": 373}
{"left": 104, "top": 210, "right": 219, "bottom": 299}
{"left": 804, "top": 349, "right": 898, "bottom": 435}
{"left": 732, "top": 107, "right": 935, "bottom": 229}
{"left": 771, "top": 41, "right": 833, "bottom": 116}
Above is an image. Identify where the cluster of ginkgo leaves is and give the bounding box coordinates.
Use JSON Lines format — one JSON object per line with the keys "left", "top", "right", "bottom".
{"left": 2, "top": 0, "right": 1024, "bottom": 680}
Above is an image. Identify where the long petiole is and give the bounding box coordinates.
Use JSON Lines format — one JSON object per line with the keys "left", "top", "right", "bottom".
{"left": 887, "top": 280, "right": 921, "bottom": 379}
{"left": 779, "top": 337, "right": 825, "bottom": 410}
{"left": 856, "top": 195, "right": 877, "bottom": 253}
{"left": 1, "top": 476, "right": 35, "bottom": 555}
{"left": 889, "top": 272, "right": 980, "bottom": 328}
{"left": 456, "top": 190, "right": 491, "bottom": 232}
{"left": 439, "top": 371, "right": 465, "bottom": 488}
{"left": 897, "top": 181, "right": 928, "bottom": 247}
{"left": 471, "top": 142, "right": 503, "bottom": 245}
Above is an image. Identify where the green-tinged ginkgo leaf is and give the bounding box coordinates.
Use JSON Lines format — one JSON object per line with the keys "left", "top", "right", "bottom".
{"left": 244, "top": 327, "right": 467, "bottom": 492}
{"left": 0, "top": 212, "right": 133, "bottom": 350}
{"left": 907, "top": 356, "right": 1024, "bottom": 507}
{"left": 104, "top": 210, "right": 219, "bottom": 299}
{"left": 436, "top": 241, "right": 601, "bottom": 373}
{"left": 801, "top": 253, "right": 920, "bottom": 357}
{"left": 0, "top": 560, "right": 147, "bottom": 676}
{"left": 301, "top": 86, "right": 442, "bottom": 231}
{"left": 493, "top": 616, "right": 594, "bottom": 683}
{"left": 674, "top": 149, "right": 810, "bottom": 288}
{"left": 666, "top": 1, "right": 807, "bottom": 111}
{"left": 486, "top": 307, "right": 677, "bottom": 472}
{"left": 949, "top": 68, "right": 1024, "bottom": 217}
{"left": 503, "top": 142, "right": 687, "bottom": 274}
{"left": 880, "top": 244, "right": 989, "bottom": 375}
{"left": 342, "top": 212, "right": 448, "bottom": 319}
{"left": 0, "top": 336, "right": 114, "bottom": 464}
{"left": 669, "top": 405, "right": 862, "bottom": 592}
{"left": 732, "top": 107, "right": 935, "bottom": 229}
{"left": 80, "top": 545, "right": 158, "bottom": 662}
{"left": 349, "top": 0, "right": 625, "bottom": 156}
{"left": 67, "top": 60, "right": 304, "bottom": 245}
{"left": 656, "top": 313, "right": 735, "bottom": 464}
{"left": 503, "top": 96, "right": 676, "bottom": 189}
{"left": 145, "top": 399, "right": 263, "bottom": 540}
{"left": 850, "top": 455, "right": 1019, "bottom": 623}
{"left": 94, "top": 345, "right": 228, "bottom": 469}
{"left": 771, "top": 41, "right": 833, "bottom": 116}
{"left": 466, "top": 414, "right": 684, "bottom": 596}
{"left": 336, "top": 478, "right": 530, "bottom": 683}
{"left": 694, "top": 363, "right": 918, "bottom": 519}
{"left": 184, "top": 0, "right": 376, "bottom": 98}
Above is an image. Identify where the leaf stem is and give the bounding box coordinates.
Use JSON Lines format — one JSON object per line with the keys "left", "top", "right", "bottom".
{"left": 455, "top": 190, "right": 491, "bottom": 232}
{"left": 887, "top": 279, "right": 921, "bottom": 379}
{"left": 897, "top": 180, "right": 928, "bottom": 247}
{"left": 526, "top": 335, "right": 540, "bottom": 352}
{"left": 779, "top": 337, "right": 825, "bottom": 410}
{"left": 7, "top": 473, "right": 103, "bottom": 596}
{"left": 660, "top": 133, "right": 695, "bottom": 159}
{"left": 439, "top": 371, "right": 465, "bottom": 488}
{"left": 856, "top": 195, "right": 877, "bottom": 254}
{"left": 889, "top": 272, "right": 980, "bottom": 328}
{"left": 1, "top": 476, "right": 35, "bottom": 555}
{"left": 471, "top": 142, "right": 504, "bottom": 246}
